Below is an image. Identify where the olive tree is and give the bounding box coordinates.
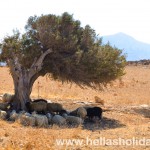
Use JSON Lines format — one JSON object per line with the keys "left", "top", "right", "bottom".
{"left": 0, "top": 12, "right": 126, "bottom": 111}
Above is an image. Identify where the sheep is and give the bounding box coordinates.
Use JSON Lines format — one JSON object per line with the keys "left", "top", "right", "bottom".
{"left": 59, "top": 109, "right": 69, "bottom": 116}
{"left": 77, "top": 107, "right": 87, "bottom": 119}
{"left": 69, "top": 109, "right": 77, "bottom": 116}
{"left": 9, "top": 110, "right": 19, "bottom": 121}
{"left": 0, "top": 102, "right": 10, "bottom": 111}
{"left": 59, "top": 109, "right": 69, "bottom": 117}
{"left": 32, "top": 113, "right": 49, "bottom": 127}
{"left": 47, "top": 103, "right": 64, "bottom": 114}
{"left": 9, "top": 110, "right": 30, "bottom": 121}
{"left": 2, "top": 93, "right": 14, "bottom": 103}
{"left": 32, "top": 99, "right": 48, "bottom": 103}
{"left": 26, "top": 101, "right": 47, "bottom": 114}
{"left": 69, "top": 107, "right": 87, "bottom": 119}
{"left": 51, "top": 115, "right": 66, "bottom": 126}
{"left": 61, "top": 113, "right": 68, "bottom": 118}
{"left": 0, "top": 110, "right": 7, "bottom": 120}
{"left": 65, "top": 116, "right": 83, "bottom": 126}
{"left": 46, "top": 113, "right": 53, "bottom": 124}
{"left": 86, "top": 107, "right": 103, "bottom": 121}
{"left": 18, "top": 113, "right": 36, "bottom": 127}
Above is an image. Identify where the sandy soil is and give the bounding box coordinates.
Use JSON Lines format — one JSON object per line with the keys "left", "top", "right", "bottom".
{"left": 0, "top": 65, "right": 149, "bottom": 150}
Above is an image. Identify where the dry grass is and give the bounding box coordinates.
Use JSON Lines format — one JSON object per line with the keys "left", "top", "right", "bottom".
{"left": 0, "top": 65, "right": 150, "bottom": 150}
{"left": 1, "top": 65, "right": 150, "bottom": 106}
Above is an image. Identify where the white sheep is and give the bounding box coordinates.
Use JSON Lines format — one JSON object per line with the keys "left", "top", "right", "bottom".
{"left": 9, "top": 110, "right": 19, "bottom": 121}
{"left": 65, "top": 116, "right": 83, "bottom": 126}
{"left": 0, "top": 110, "right": 7, "bottom": 120}
{"left": 18, "top": 114, "right": 36, "bottom": 127}
{"left": 32, "top": 113, "right": 49, "bottom": 128}
{"left": 77, "top": 107, "right": 87, "bottom": 119}
{"left": 51, "top": 115, "right": 66, "bottom": 126}
{"left": 69, "top": 107, "right": 87, "bottom": 119}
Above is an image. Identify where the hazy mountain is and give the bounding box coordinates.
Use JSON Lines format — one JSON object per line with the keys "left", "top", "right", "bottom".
{"left": 102, "top": 32, "right": 150, "bottom": 61}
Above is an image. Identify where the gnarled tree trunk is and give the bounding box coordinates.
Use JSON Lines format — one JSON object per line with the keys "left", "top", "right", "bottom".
{"left": 12, "top": 71, "right": 38, "bottom": 111}
{"left": 7, "top": 49, "right": 52, "bottom": 111}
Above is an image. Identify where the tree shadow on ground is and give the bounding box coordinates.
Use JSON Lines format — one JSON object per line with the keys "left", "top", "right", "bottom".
{"left": 82, "top": 117, "right": 126, "bottom": 131}
{"left": 133, "top": 108, "right": 150, "bottom": 118}
{"left": 51, "top": 117, "right": 126, "bottom": 130}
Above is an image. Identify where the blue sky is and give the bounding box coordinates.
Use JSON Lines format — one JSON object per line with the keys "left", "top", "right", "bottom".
{"left": 0, "top": 0, "right": 150, "bottom": 43}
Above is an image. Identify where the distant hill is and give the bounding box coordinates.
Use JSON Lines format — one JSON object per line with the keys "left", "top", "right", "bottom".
{"left": 102, "top": 32, "right": 150, "bottom": 61}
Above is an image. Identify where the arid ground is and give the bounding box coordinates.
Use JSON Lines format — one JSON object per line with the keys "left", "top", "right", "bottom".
{"left": 0, "top": 65, "right": 149, "bottom": 150}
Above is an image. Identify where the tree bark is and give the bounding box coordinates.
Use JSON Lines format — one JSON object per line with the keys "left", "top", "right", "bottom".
{"left": 7, "top": 49, "right": 52, "bottom": 111}
{"left": 12, "top": 72, "right": 32, "bottom": 111}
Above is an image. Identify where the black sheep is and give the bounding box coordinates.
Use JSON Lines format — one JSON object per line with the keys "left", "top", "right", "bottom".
{"left": 59, "top": 109, "right": 68, "bottom": 116}
{"left": 86, "top": 107, "right": 102, "bottom": 120}
{"left": 47, "top": 103, "right": 64, "bottom": 114}
{"left": 32, "top": 99, "right": 48, "bottom": 103}
{"left": 26, "top": 101, "right": 47, "bottom": 114}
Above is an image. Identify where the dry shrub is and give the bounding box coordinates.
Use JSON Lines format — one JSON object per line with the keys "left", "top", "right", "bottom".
{"left": 94, "top": 96, "right": 104, "bottom": 105}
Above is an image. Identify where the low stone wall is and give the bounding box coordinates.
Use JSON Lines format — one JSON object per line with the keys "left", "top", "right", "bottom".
{"left": 127, "top": 59, "right": 150, "bottom": 66}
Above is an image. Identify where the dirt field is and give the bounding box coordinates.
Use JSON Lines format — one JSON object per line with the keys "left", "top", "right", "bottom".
{"left": 0, "top": 65, "right": 149, "bottom": 150}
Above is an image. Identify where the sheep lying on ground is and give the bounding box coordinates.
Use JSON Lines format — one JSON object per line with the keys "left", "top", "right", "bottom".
{"left": 59, "top": 110, "right": 69, "bottom": 118}
{"left": 18, "top": 113, "right": 36, "bottom": 127}
{"left": 46, "top": 113, "right": 53, "bottom": 124}
{"left": 32, "top": 112, "right": 49, "bottom": 127}
{"left": 51, "top": 115, "right": 66, "bottom": 126}
{"left": 9, "top": 110, "right": 19, "bottom": 121}
{"left": 0, "top": 110, "right": 7, "bottom": 120}
{"left": 59, "top": 109, "right": 68, "bottom": 116}
{"left": 0, "top": 102, "right": 10, "bottom": 111}
{"left": 9, "top": 110, "right": 29, "bottom": 121}
{"left": 77, "top": 107, "right": 87, "bottom": 119}
{"left": 2, "top": 93, "right": 14, "bottom": 103}
{"left": 0, "top": 106, "right": 103, "bottom": 128}
{"left": 69, "top": 107, "right": 87, "bottom": 119}
{"left": 85, "top": 107, "right": 103, "bottom": 121}
{"left": 26, "top": 101, "right": 47, "bottom": 114}
{"left": 65, "top": 116, "right": 83, "bottom": 126}
{"left": 47, "top": 103, "right": 64, "bottom": 114}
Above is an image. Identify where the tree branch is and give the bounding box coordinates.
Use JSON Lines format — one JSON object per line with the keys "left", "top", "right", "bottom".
{"left": 29, "top": 48, "right": 53, "bottom": 78}
{"left": 7, "top": 57, "right": 21, "bottom": 77}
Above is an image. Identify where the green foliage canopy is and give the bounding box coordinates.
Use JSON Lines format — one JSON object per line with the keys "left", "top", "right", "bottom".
{"left": 0, "top": 12, "right": 126, "bottom": 88}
